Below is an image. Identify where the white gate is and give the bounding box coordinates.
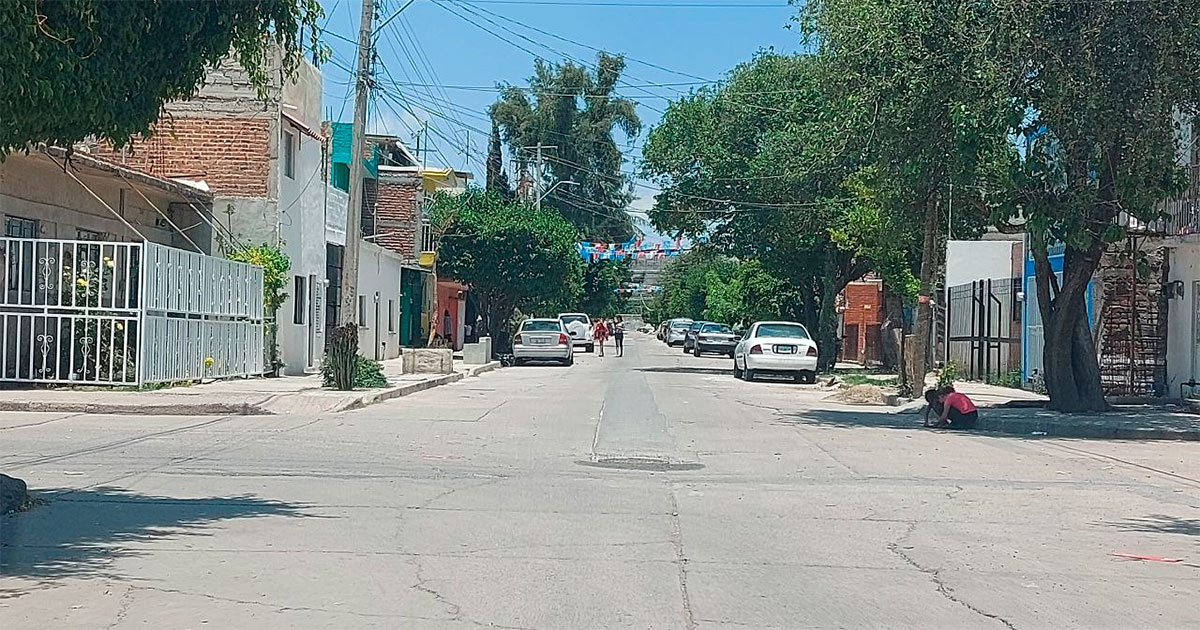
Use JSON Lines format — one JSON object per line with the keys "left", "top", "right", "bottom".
{"left": 0, "top": 238, "right": 264, "bottom": 386}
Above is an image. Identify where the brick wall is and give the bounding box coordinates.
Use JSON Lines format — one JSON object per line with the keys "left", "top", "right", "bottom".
{"left": 841, "top": 281, "right": 883, "bottom": 363}
{"left": 372, "top": 176, "right": 421, "bottom": 260}
{"left": 86, "top": 117, "right": 272, "bottom": 198}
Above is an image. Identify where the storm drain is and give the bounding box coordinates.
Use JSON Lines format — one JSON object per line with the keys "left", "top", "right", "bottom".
{"left": 579, "top": 457, "right": 704, "bottom": 472}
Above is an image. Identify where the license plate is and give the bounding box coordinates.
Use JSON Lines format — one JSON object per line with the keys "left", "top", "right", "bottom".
{"left": 773, "top": 345, "right": 797, "bottom": 354}
{"left": 531, "top": 337, "right": 551, "bottom": 345}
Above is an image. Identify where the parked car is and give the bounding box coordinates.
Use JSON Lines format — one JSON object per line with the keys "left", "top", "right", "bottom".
{"left": 665, "top": 318, "right": 694, "bottom": 346}
{"left": 681, "top": 320, "right": 708, "bottom": 353}
{"left": 513, "top": 318, "right": 574, "bottom": 366}
{"left": 733, "top": 321, "right": 818, "bottom": 383}
{"left": 558, "top": 312, "right": 594, "bottom": 353}
{"left": 692, "top": 322, "right": 738, "bottom": 357}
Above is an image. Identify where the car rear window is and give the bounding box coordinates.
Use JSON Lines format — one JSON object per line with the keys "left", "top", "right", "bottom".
{"left": 522, "top": 321, "right": 563, "bottom": 332}
{"left": 690, "top": 322, "right": 705, "bottom": 331}
{"left": 702, "top": 324, "right": 733, "bottom": 333}
{"left": 755, "top": 323, "right": 810, "bottom": 339}
{"left": 671, "top": 321, "right": 692, "bottom": 329}
{"left": 559, "top": 315, "right": 589, "bottom": 325}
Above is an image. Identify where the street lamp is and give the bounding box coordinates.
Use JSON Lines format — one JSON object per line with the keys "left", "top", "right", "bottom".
{"left": 536, "top": 180, "right": 579, "bottom": 209}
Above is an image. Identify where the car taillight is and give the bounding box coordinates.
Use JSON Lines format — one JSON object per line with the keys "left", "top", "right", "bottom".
{"left": 698, "top": 335, "right": 709, "bottom": 341}
{"left": 750, "top": 344, "right": 763, "bottom": 354}
{"left": 559, "top": 333, "right": 568, "bottom": 345}
{"left": 806, "top": 345, "right": 818, "bottom": 357}
{"left": 513, "top": 335, "right": 523, "bottom": 345}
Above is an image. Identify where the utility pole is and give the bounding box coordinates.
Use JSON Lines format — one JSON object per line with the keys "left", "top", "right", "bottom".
{"left": 531, "top": 144, "right": 557, "bottom": 211}
{"left": 338, "top": 0, "right": 376, "bottom": 327}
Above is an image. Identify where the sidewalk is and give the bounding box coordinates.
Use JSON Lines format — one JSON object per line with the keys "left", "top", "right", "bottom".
{"left": 892, "top": 382, "right": 1200, "bottom": 440}
{"left": 0, "top": 358, "right": 500, "bottom": 416}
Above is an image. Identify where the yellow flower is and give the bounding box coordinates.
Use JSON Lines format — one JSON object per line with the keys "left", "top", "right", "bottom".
{"left": 115, "top": 322, "right": 123, "bottom": 331}
{"left": 203, "top": 357, "right": 215, "bottom": 368}
{"left": 76, "top": 278, "right": 87, "bottom": 287}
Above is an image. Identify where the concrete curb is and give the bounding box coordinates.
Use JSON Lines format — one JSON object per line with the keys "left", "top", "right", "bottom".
{"left": 464, "top": 361, "right": 501, "bottom": 377}
{"left": 0, "top": 400, "right": 272, "bottom": 416}
{"left": 338, "top": 372, "right": 465, "bottom": 412}
{"left": 976, "top": 417, "right": 1200, "bottom": 441}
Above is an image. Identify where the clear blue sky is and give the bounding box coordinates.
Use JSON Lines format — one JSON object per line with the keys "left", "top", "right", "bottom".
{"left": 318, "top": 0, "right": 800, "bottom": 213}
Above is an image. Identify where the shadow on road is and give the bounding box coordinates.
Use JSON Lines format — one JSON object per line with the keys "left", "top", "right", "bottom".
{"left": 0, "top": 487, "right": 313, "bottom": 579}
{"left": 636, "top": 366, "right": 732, "bottom": 376}
{"left": 777, "top": 408, "right": 927, "bottom": 431}
{"left": 1102, "top": 514, "right": 1200, "bottom": 537}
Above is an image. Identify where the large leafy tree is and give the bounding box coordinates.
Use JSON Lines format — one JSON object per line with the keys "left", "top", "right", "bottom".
{"left": 641, "top": 54, "right": 877, "bottom": 368}
{"left": 430, "top": 188, "right": 583, "bottom": 350}
{"left": 987, "top": 0, "right": 1200, "bottom": 411}
{"left": 490, "top": 53, "right": 641, "bottom": 240}
{"left": 801, "top": 0, "right": 1011, "bottom": 391}
{"left": 0, "top": 0, "right": 322, "bottom": 155}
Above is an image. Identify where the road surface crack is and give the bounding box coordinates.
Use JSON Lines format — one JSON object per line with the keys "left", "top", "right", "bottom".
{"left": 104, "top": 585, "right": 135, "bottom": 629}
{"left": 668, "top": 485, "right": 698, "bottom": 630}
{"left": 887, "top": 522, "right": 1017, "bottom": 630}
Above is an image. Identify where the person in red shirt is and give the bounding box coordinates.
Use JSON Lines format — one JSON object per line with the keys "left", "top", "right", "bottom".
{"left": 593, "top": 319, "right": 609, "bottom": 357}
{"left": 929, "top": 387, "right": 978, "bottom": 429}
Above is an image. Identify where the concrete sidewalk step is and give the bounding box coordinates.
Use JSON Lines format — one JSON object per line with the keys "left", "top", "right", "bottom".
{"left": 0, "top": 361, "right": 501, "bottom": 416}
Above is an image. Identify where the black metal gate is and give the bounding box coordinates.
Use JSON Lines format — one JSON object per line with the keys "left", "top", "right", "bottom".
{"left": 945, "top": 278, "right": 1020, "bottom": 381}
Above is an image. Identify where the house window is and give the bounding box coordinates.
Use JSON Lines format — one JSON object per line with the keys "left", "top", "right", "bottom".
{"left": 358, "top": 294, "right": 367, "bottom": 327}
{"left": 77, "top": 228, "right": 105, "bottom": 241}
{"left": 283, "top": 129, "right": 296, "bottom": 179}
{"left": 5, "top": 216, "right": 37, "bottom": 238}
{"left": 421, "top": 219, "right": 435, "bottom": 252}
{"left": 388, "top": 299, "right": 396, "bottom": 333}
{"left": 293, "top": 275, "right": 307, "bottom": 325}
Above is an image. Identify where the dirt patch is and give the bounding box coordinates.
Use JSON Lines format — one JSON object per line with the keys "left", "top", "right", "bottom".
{"left": 825, "top": 384, "right": 891, "bottom": 406}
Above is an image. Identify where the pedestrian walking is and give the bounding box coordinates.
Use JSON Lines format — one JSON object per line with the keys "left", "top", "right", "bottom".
{"left": 612, "top": 316, "right": 626, "bottom": 357}
{"left": 593, "top": 319, "right": 609, "bottom": 357}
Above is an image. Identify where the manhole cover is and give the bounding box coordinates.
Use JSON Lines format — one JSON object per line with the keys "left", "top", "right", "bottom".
{"left": 578, "top": 457, "right": 704, "bottom": 471}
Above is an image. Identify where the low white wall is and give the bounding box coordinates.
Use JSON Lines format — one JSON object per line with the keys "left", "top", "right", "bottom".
{"left": 946, "top": 240, "right": 1019, "bottom": 287}
{"left": 357, "top": 241, "right": 403, "bottom": 361}
{"left": 1166, "top": 239, "right": 1200, "bottom": 395}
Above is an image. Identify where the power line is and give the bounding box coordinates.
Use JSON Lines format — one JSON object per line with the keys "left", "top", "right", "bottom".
{"left": 435, "top": 0, "right": 792, "bottom": 7}
{"left": 448, "top": 0, "right": 712, "bottom": 82}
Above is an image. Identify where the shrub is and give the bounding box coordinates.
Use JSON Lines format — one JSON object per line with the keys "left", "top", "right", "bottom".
{"left": 936, "top": 362, "right": 960, "bottom": 390}
{"left": 322, "top": 353, "right": 387, "bottom": 389}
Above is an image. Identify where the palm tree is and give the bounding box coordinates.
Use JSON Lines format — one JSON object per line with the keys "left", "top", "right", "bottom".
{"left": 490, "top": 53, "right": 641, "bottom": 241}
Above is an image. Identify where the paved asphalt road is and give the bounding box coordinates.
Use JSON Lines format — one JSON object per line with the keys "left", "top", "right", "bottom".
{"left": 3, "top": 333, "right": 1200, "bottom": 629}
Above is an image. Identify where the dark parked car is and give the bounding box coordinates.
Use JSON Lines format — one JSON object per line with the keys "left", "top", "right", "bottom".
{"left": 681, "top": 320, "right": 708, "bottom": 353}
{"left": 692, "top": 322, "right": 738, "bottom": 357}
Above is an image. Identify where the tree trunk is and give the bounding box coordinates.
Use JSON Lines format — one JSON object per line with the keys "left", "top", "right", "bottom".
{"left": 902, "top": 200, "right": 940, "bottom": 397}
{"left": 879, "top": 284, "right": 904, "bottom": 371}
{"left": 1033, "top": 244, "right": 1109, "bottom": 412}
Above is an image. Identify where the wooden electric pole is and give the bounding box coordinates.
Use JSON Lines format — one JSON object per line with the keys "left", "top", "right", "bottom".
{"left": 338, "top": 0, "right": 376, "bottom": 326}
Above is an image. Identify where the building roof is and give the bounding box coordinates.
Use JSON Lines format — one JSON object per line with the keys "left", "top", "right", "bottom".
{"left": 48, "top": 146, "right": 213, "bottom": 203}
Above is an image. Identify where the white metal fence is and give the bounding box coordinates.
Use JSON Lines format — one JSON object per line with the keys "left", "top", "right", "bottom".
{"left": 0, "top": 238, "right": 264, "bottom": 387}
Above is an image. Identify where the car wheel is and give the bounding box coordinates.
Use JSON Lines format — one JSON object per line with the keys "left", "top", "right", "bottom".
{"left": 585, "top": 343, "right": 594, "bottom": 353}
{"left": 693, "top": 346, "right": 702, "bottom": 357}
{"left": 744, "top": 368, "right": 756, "bottom": 382}
{"left": 800, "top": 370, "right": 817, "bottom": 384}
{"left": 564, "top": 356, "right": 574, "bottom": 367}
{"left": 733, "top": 360, "right": 744, "bottom": 379}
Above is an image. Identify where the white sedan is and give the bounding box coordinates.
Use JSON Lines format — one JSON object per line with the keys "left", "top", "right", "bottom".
{"left": 733, "top": 321, "right": 819, "bottom": 384}
{"left": 513, "top": 319, "right": 574, "bottom": 366}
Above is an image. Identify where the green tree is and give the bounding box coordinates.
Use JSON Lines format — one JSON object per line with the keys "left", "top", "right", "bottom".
{"left": 490, "top": 53, "right": 641, "bottom": 240}
{"left": 800, "top": 0, "right": 1011, "bottom": 391}
{"left": 579, "top": 260, "right": 631, "bottom": 318}
{"left": 987, "top": 0, "right": 1200, "bottom": 411}
{"left": 641, "top": 54, "right": 872, "bottom": 369}
{"left": 0, "top": 0, "right": 323, "bottom": 155}
{"left": 430, "top": 188, "right": 583, "bottom": 351}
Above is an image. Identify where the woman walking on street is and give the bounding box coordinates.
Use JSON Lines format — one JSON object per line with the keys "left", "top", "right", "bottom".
{"left": 612, "top": 316, "right": 626, "bottom": 357}
{"left": 593, "top": 319, "right": 609, "bottom": 357}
